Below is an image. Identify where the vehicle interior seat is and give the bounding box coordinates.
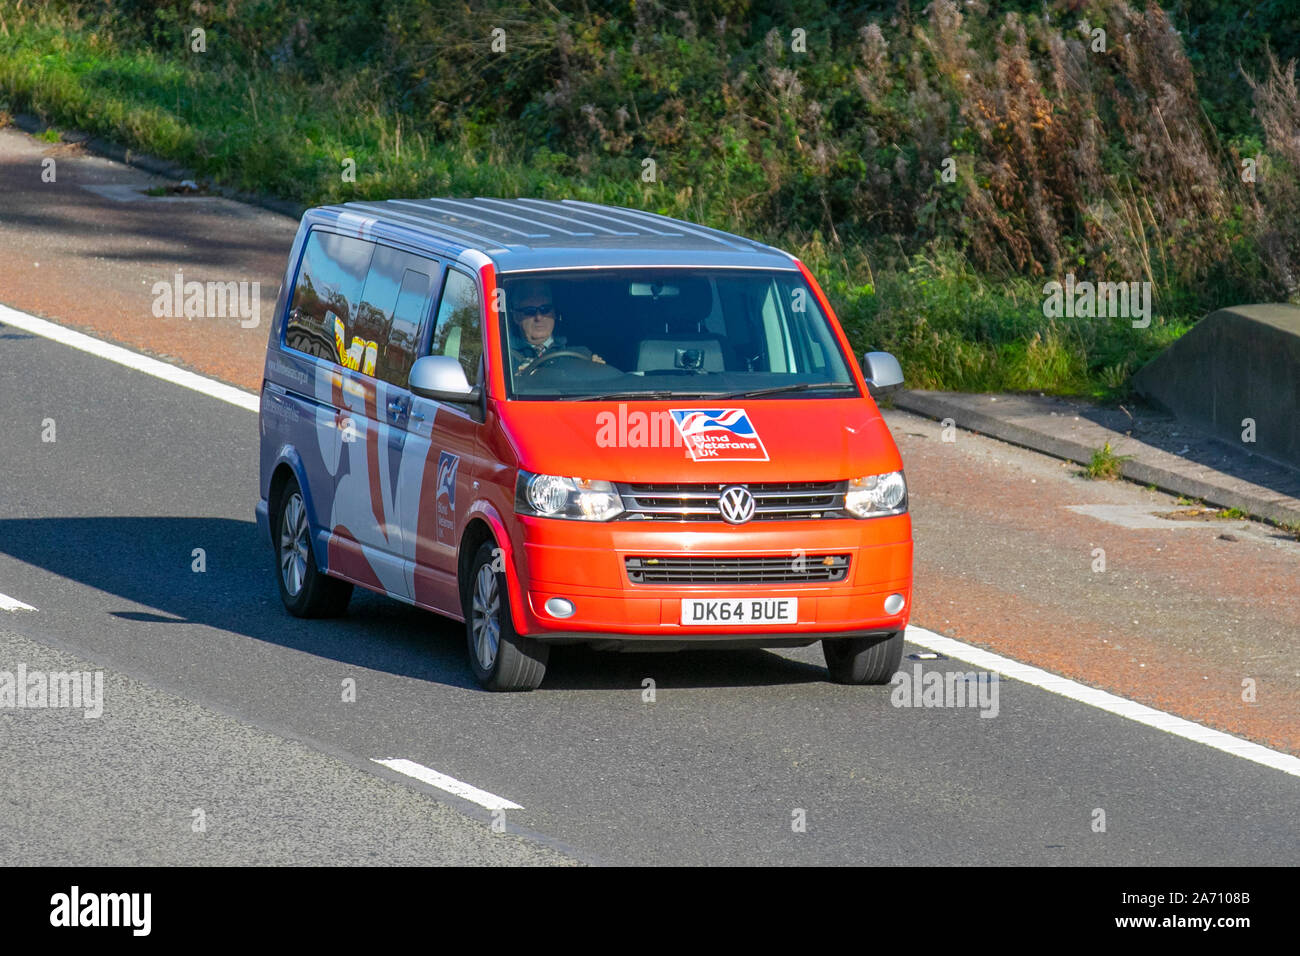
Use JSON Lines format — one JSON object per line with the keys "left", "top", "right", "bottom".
{"left": 634, "top": 277, "right": 726, "bottom": 372}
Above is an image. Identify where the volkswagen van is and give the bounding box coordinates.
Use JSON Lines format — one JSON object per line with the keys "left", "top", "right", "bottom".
{"left": 257, "top": 198, "right": 912, "bottom": 690}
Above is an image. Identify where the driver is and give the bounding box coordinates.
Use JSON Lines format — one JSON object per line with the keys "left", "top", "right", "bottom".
{"left": 507, "top": 279, "right": 606, "bottom": 372}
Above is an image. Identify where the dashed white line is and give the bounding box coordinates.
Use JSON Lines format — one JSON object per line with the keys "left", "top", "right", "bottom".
{"left": 905, "top": 624, "right": 1300, "bottom": 779}
{"left": 0, "top": 303, "right": 260, "bottom": 413}
{"left": 0, "top": 592, "right": 37, "bottom": 612}
{"left": 372, "top": 758, "right": 523, "bottom": 811}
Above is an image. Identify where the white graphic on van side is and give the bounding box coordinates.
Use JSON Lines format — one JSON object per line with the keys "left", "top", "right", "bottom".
{"left": 436, "top": 451, "right": 459, "bottom": 546}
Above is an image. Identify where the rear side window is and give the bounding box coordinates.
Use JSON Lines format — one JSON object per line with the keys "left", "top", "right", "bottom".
{"left": 285, "top": 231, "right": 439, "bottom": 386}
{"left": 384, "top": 266, "right": 436, "bottom": 386}
{"left": 429, "top": 269, "right": 483, "bottom": 386}
{"left": 285, "top": 231, "right": 374, "bottom": 365}
{"left": 355, "top": 245, "right": 437, "bottom": 386}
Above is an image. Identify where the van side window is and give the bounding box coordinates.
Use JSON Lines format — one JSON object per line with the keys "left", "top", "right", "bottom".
{"left": 384, "top": 266, "right": 435, "bottom": 386}
{"left": 759, "top": 281, "right": 793, "bottom": 372}
{"left": 429, "top": 269, "right": 482, "bottom": 386}
{"left": 355, "top": 244, "right": 436, "bottom": 385}
{"left": 285, "top": 231, "right": 374, "bottom": 366}
{"left": 716, "top": 275, "right": 770, "bottom": 372}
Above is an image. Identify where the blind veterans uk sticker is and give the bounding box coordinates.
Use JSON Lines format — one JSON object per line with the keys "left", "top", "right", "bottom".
{"left": 669, "top": 408, "right": 770, "bottom": 461}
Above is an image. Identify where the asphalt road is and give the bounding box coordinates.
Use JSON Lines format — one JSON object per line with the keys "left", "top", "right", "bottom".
{"left": 1, "top": 325, "right": 1296, "bottom": 865}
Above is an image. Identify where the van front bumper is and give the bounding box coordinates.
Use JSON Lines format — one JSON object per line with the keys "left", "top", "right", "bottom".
{"left": 510, "top": 515, "right": 912, "bottom": 641}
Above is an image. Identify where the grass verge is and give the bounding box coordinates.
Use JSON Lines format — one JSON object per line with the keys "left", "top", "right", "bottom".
{"left": 0, "top": 12, "right": 1208, "bottom": 398}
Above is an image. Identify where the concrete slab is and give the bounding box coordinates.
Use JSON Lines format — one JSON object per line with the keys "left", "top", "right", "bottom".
{"left": 1066, "top": 504, "right": 1248, "bottom": 531}
{"left": 1133, "top": 304, "right": 1300, "bottom": 468}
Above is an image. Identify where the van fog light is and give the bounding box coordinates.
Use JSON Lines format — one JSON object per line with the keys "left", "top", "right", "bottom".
{"left": 884, "top": 593, "right": 905, "bottom": 614}
{"left": 544, "top": 597, "right": 576, "bottom": 618}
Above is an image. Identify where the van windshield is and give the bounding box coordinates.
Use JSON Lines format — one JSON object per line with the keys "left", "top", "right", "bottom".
{"left": 498, "top": 269, "right": 858, "bottom": 400}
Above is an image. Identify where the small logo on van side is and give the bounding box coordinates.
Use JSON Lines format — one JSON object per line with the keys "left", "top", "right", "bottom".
{"left": 436, "top": 452, "right": 459, "bottom": 544}
{"left": 669, "top": 408, "right": 769, "bottom": 462}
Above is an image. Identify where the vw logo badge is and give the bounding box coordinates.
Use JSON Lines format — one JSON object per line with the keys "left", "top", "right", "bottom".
{"left": 718, "top": 485, "right": 756, "bottom": 524}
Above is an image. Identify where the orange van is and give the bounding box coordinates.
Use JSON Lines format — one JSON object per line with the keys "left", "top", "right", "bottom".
{"left": 258, "top": 198, "right": 911, "bottom": 689}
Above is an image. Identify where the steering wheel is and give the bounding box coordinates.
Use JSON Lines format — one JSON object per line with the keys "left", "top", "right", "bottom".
{"left": 517, "top": 349, "right": 598, "bottom": 376}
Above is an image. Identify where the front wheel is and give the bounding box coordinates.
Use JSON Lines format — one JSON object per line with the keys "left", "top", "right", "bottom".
{"left": 822, "top": 631, "right": 904, "bottom": 685}
{"left": 464, "top": 541, "right": 548, "bottom": 691}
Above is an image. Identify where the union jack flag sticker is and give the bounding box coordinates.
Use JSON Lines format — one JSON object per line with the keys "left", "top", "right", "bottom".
{"left": 668, "top": 408, "right": 769, "bottom": 462}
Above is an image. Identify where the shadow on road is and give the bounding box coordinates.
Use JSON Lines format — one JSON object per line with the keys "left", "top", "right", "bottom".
{"left": 0, "top": 516, "right": 828, "bottom": 692}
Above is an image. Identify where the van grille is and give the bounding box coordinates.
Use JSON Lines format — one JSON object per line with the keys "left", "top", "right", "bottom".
{"left": 625, "top": 554, "right": 850, "bottom": 584}
{"left": 618, "top": 481, "right": 847, "bottom": 521}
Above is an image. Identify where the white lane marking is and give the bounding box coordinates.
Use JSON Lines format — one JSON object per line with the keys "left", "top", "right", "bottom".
{"left": 0, "top": 303, "right": 259, "bottom": 413}
{"left": 372, "top": 758, "right": 523, "bottom": 811}
{"left": 0, "top": 592, "right": 37, "bottom": 612}
{"left": 905, "top": 624, "right": 1300, "bottom": 779}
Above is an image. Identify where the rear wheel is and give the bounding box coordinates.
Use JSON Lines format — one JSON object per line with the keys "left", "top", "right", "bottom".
{"left": 823, "top": 631, "right": 904, "bottom": 685}
{"left": 465, "top": 541, "right": 548, "bottom": 691}
{"left": 274, "top": 480, "right": 352, "bottom": 618}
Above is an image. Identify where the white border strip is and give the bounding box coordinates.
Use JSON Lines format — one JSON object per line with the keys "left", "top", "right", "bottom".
{"left": 0, "top": 303, "right": 260, "bottom": 413}
{"left": 372, "top": 758, "right": 523, "bottom": 811}
{"left": 0, "top": 592, "right": 37, "bottom": 612}
{"left": 906, "top": 624, "right": 1300, "bottom": 779}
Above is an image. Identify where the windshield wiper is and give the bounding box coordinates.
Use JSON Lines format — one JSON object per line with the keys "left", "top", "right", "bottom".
{"left": 711, "top": 382, "right": 856, "bottom": 399}
{"left": 567, "top": 390, "right": 731, "bottom": 401}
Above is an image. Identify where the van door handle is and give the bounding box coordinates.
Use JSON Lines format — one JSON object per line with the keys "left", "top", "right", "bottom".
{"left": 387, "top": 399, "right": 407, "bottom": 415}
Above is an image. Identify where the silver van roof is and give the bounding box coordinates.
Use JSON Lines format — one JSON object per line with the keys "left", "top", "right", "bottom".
{"left": 312, "top": 198, "right": 798, "bottom": 273}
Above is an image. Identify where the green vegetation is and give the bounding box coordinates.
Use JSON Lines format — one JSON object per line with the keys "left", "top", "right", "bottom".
{"left": 1084, "top": 442, "right": 1133, "bottom": 480}
{"left": 1, "top": 0, "right": 1297, "bottom": 396}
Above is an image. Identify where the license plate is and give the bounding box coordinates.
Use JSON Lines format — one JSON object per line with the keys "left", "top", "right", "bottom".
{"left": 680, "top": 598, "right": 798, "bottom": 626}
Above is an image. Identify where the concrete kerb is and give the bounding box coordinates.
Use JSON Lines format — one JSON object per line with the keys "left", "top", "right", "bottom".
{"left": 892, "top": 390, "right": 1300, "bottom": 530}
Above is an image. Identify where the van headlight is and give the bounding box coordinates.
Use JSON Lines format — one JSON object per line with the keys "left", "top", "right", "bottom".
{"left": 515, "top": 471, "right": 624, "bottom": 521}
{"left": 845, "top": 471, "right": 907, "bottom": 518}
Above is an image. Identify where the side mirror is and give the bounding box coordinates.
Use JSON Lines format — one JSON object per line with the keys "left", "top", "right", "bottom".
{"left": 862, "top": 351, "right": 904, "bottom": 394}
{"left": 409, "top": 354, "right": 480, "bottom": 403}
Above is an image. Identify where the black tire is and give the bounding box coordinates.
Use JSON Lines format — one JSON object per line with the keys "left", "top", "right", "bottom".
{"left": 464, "top": 541, "right": 548, "bottom": 691}
{"left": 274, "top": 479, "right": 352, "bottom": 618}
{"left": 823, "top": 631, "right": 904, "bottom": 685}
